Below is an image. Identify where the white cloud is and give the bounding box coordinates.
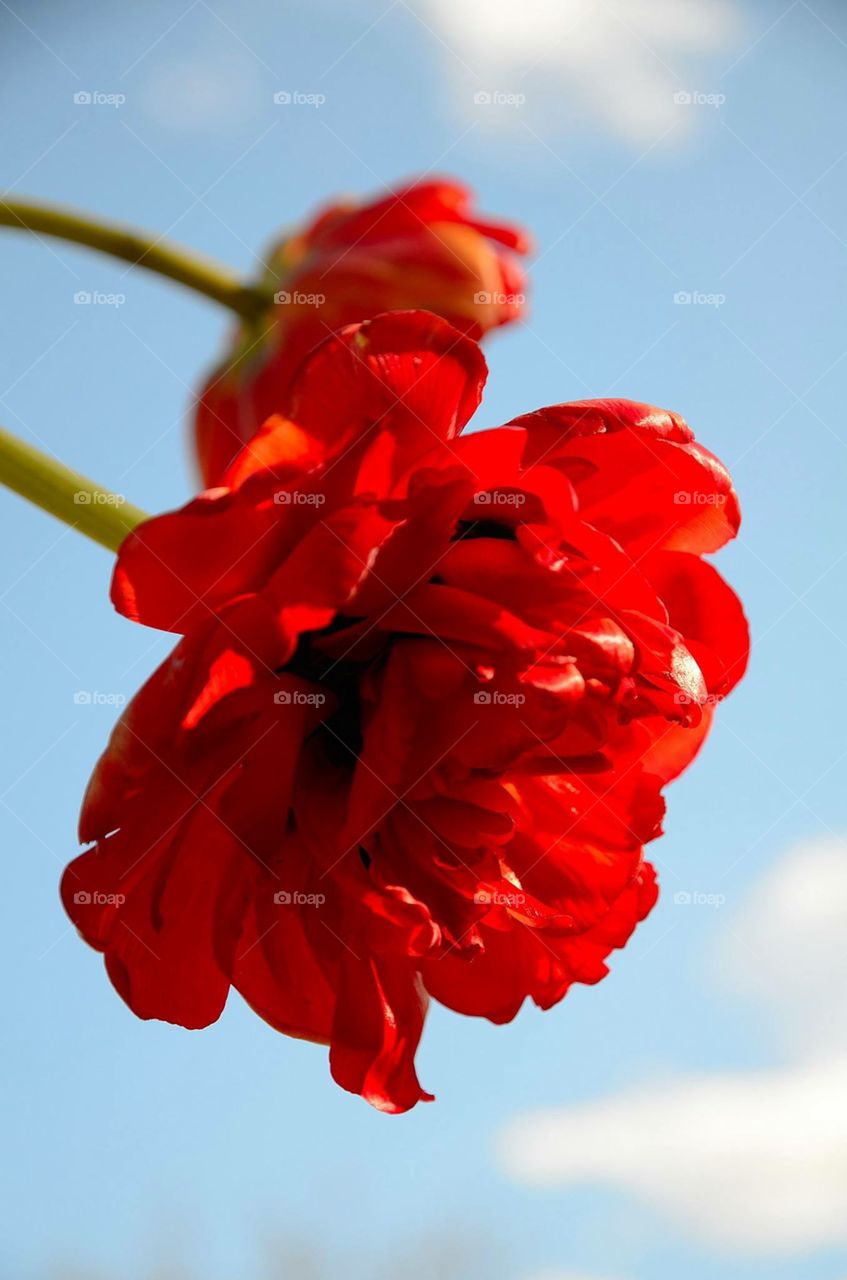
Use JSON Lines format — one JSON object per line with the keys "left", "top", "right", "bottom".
{"left": 498, "top": 837, "right": 847, "bottom": 1254}
{"left": 717, "top": 835, "right": 847, "bottom": 1055}
{"left": 501, "top": 1055, "right": 847, "bottom": 1252}
{"left": 419, "top": 0, "right": 739, "bottom": 146}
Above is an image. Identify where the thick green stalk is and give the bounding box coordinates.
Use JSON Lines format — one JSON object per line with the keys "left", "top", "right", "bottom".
{"left": 0, "top": 426, "right": 148, "bottom": 552}
{"left": 0, "top": 197, "right": 270, "bottom": 319}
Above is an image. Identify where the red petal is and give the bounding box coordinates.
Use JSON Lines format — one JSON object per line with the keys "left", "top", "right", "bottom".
{"left": 223, "top": 414, "right": 325, "bottom": 489}
{"left": 510, "top": 399, "right": 740, "bottom": 557}
{"left": 283, "top": 311, "right": 487, "bottom": 457}
{"left": 233, "top": 847, "right": 336, "bottom": 1044}
{"left": 266, "top": 500, "right": 398, "bottom": 642}
{"left": 302, "top": 176, "right": 531, "bottom": 255}
{"left": 64, "top": 794, "right": 252, "bottom": 1029}
{"left": 643, "top": 550, "right": 750, "bottom": 696}
{"left": 111, "top": 491, "right": 283, "bottom": 634}
{"left": 329, "top": 955, "right": 433, "bottom": 1113}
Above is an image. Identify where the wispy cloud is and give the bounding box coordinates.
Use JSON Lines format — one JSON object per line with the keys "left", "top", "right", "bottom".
{"left": 716, "top": 835, "right": 847, "bottom": 1056}
{"left": 501, "top": 1054, "right": 847, "bottom": 1252}
{"left": 498, "top": 837, "right": 847, "bottom": 1254}
{"left": 418, "top": 0, "right": 739, "bottom": 146}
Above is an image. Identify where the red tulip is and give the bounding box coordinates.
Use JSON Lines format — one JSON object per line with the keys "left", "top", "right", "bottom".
{"left": 64, "top": 311, "right": 748, "bottom": 1113}
{"left": 194, "top": 177, "right": 530, "bottom": 485}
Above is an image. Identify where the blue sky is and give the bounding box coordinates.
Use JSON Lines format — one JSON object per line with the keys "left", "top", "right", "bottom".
{"left": 1, "top": 1, "right": 846, "bottom": 1277}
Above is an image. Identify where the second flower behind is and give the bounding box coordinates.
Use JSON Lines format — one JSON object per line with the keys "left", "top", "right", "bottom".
{"left": 194, "top": 177, "right": 530, "bottom": 484}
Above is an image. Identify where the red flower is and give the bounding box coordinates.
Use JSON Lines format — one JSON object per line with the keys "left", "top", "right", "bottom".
{"left": 63, "top": 311, "right": 748, "bottom": 1113}
{"left": 194, "top": 177, "right": 530, "bottom": 486}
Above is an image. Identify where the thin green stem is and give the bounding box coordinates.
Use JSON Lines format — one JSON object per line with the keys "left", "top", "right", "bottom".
{"left": 0, "top": 197, "right": 272, "bottom": 320}
{"left": 0, "top": 426, "right": 148, "bottom": 552}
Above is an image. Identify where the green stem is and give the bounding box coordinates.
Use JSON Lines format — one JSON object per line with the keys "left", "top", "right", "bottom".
{"left": 0, "top": 197, "right": 271, "bottom": 320}
{"left": 0, "top": 426, "right": 148, "bottom": 552}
